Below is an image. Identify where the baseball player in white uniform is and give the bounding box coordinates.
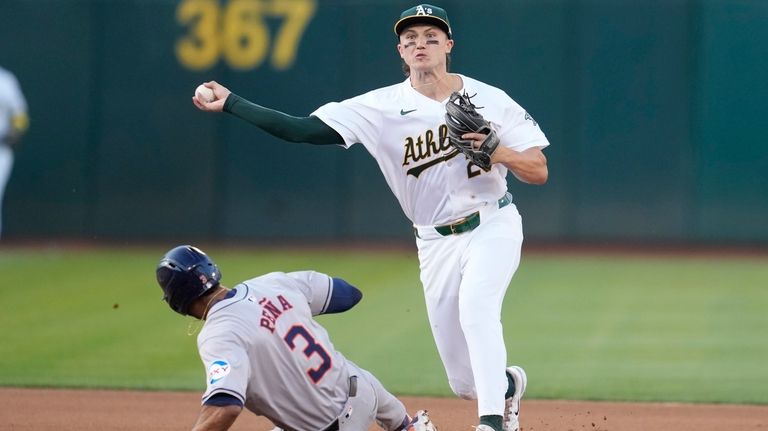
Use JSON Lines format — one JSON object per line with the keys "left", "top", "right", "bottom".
{"left": 192, "top": 4, "right": 549, "bottom": 431}
{"left": 155, "top": 245, "right": 437, "bottom": 431}
{"left": 0, "top": 66, "right": 29, "bottom": 238}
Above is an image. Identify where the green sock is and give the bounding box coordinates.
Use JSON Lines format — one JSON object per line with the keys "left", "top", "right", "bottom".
{"left": 479, "top": 415, "right": 502, "bottom": 431}
{"left": 505, "top": 370, "right": 516, "bottom": 399}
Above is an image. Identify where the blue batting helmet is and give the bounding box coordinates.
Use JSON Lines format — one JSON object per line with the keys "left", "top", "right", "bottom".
{"left": 156, "top": 245, "right": 221, "bottom": 315}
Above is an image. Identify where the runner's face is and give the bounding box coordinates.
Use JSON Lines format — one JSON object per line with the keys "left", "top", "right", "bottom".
{"left": 397, "top": 25, "right": 453, "bottom": 73}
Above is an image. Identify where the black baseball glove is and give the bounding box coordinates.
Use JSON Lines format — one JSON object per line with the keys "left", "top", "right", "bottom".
{"left": 444, "top": 91, "right": 499, "bottom": 170}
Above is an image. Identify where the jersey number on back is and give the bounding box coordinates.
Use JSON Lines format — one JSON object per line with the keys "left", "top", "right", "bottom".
{"left": 283, "top": 325, "right": 332, "bottom": 383}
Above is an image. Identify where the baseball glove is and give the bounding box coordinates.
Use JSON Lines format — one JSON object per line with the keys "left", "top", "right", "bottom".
{"left": 444, "top": 91, "right": 499, "bottom": 170}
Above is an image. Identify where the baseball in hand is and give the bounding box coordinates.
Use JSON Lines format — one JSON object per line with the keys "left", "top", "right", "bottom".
{"left": 195, "top": 84, "right": 215, "bottom": 103}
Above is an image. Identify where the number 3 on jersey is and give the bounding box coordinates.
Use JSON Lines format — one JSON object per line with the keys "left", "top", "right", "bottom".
{"left": 283, "top": 325, "right": 332, "bottom": 383}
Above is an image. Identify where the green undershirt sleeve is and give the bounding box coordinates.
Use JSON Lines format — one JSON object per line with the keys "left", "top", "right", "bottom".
{"left": 223, "top": 93, "right": 344, "bottom": 146}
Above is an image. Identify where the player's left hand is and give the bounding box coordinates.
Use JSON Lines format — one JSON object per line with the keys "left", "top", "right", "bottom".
{"left": 461, "top": 132, "right": 488, "bottom": 149}
{"left": 462, "top": 131, "right": 507, "bottom": 166}
{"left": 459, "top": 135, "right": 522, "bottom": 168}
{"left": 461, "top": 134, "right": 522, "bottom": 165}
{"left": 445, "top": 91, "right": 500, "bottom": 170}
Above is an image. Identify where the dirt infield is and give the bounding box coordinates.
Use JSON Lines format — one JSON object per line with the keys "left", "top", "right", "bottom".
{"left": 2, "top": 388, "right": 766, "bottom": 431}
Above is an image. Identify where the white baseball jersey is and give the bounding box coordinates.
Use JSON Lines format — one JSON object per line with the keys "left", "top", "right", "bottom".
{"left": 197, "top": 271, "right": 407, "bottom": 431}
{"left": 0, "top": 67, "right": 27, "bottom": 143}
{"left": 0, "top": 66, "right": 28, "bottom": 237}
{"left": 313, "top": 74, "right": 550, "bottom": 417}
{"left": 312, "top": 74, "right": 549, "bottom": 226}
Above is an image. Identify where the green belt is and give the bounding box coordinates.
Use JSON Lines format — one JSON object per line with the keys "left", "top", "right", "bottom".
{"left": 434, "top": 193, "right": 512, "bottom": 236}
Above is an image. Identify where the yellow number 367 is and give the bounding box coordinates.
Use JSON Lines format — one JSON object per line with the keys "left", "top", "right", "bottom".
{"left": 176, "top": 0, "right": 316, "bottom": 71}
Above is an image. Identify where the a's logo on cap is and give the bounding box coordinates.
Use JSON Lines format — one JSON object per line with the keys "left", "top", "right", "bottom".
{"left": 416, "top": 5, "right": 433, "bottom": 16}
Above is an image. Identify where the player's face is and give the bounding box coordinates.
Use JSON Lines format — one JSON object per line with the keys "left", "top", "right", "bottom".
{"left": 397, "top": 25, "right": 453, "bottom": 73}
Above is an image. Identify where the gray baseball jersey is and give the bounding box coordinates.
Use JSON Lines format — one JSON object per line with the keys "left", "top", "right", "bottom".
{"left": 197, "top": 271, "right": 406, "bottom": 431}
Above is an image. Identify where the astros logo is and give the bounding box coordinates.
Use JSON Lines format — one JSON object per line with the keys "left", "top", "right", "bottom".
{"left": 208, "top": 360, "right": 231, "bottom": 384}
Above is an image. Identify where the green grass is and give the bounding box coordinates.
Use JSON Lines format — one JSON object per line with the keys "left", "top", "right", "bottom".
{"left": 1, "top": 245, "right": 766, "bottom": 404}
{"left": 511, "top": 255, "right": 768, "bottom": 404}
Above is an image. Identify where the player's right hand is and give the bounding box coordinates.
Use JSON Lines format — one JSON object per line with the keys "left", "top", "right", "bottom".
{"left": 192, "top": 81, "right": 231, "bottom": 112}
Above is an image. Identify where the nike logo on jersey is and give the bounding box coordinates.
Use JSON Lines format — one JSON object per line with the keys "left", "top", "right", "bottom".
{"left": 400, "top": 108, "right": 418, "bottom": 115}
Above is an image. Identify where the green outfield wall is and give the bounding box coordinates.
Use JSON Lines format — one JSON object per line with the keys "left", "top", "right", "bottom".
{"left": 1, "top": 0, "right": 766, "bottom": 243}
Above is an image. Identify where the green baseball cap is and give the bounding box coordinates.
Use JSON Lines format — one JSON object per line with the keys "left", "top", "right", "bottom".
{"left": 394, "top": 4, "right": 452, "bottom": 39}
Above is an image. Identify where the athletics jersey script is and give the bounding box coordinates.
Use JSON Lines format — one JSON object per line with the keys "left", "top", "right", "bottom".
{"left": 197, "top": 271, "right": 350, "bottom": 430}
{"left": 402, "top": 123, "right": 458, "bottom": 178}
{"left": 312, "top": 74, "right": 549, "bottom": 226}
